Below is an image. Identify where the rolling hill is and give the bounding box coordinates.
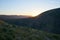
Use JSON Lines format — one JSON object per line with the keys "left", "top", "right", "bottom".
{"left": 32, "top": 8, "right": 60, "bottom": 34}
{"left": 0, "top": 8, "right": 60, "bottom": 34}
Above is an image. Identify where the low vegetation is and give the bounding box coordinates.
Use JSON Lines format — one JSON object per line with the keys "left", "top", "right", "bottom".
{"left": 0, "top": 20, "right": 60, "bottom": 40}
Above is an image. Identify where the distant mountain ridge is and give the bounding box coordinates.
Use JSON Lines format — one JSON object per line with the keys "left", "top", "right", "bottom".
{"left": 0, "top": 15, "right": 32, "bottom": 19}
{"left": 0, "top": 8, "right": 60, "bottom": 34}
{"left": 0, "top": 15, "right": 34, "bottom": 27}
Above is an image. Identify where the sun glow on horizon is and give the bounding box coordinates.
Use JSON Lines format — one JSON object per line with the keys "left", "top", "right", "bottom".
{"left": 17, "top": 14, "right": 40, "bottom": 17}
{"left": 17, "top": 12, "right": 41, "bottom": 17}
{"left": 17, "top": 9, "right": 43, "bottom": 17}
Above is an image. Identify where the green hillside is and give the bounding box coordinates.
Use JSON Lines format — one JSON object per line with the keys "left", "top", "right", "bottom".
{"left": 0, "top": 20, "right": 60, "bottom": 40}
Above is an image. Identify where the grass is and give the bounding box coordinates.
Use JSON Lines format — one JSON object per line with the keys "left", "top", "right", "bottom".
{"left": 0, "top": 20, "right": 60, "bottom": 40}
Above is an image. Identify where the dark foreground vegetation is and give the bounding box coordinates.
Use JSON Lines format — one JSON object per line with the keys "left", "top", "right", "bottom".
{"left": 0, "top": 20, "right": 60, "bottom": 40}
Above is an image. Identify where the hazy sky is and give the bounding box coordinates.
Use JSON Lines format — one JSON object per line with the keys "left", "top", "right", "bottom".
{"left": 0, "top": 0, "right": 60, "bottom": 16}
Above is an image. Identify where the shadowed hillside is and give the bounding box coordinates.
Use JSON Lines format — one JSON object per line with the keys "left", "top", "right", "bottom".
{"left": 0, "top": 20, "right": 60, "bottom": 40}
{"left": 0, "top": 8, "right": 60, "bottom": 34}
{"left": 0, "top": 15, "right": 34, "bottom": 27}
{"left": 32, "top": 8, "right": 60, "bottom": 34}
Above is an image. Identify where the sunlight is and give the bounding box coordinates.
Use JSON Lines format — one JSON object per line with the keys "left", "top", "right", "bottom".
{"left": 17, "top": 10, "right": 42, "bottom": 17}
{"left": 17, "top": 12, "right": 41, "bottom": 17}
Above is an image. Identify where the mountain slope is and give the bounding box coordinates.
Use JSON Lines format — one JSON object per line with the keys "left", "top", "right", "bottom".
{"left": 0, "top": 15, "right": 34, "bottom": 27}
{"left": 0, "top": 8, "right": 60, "bottom": 34}
{"left": 32, "top": 8, "right": 60, "bottom": 34}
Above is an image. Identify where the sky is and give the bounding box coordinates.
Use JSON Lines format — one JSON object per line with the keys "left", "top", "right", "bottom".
{"left": 0, "top": 0, "right": 60, "bottom": 17}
